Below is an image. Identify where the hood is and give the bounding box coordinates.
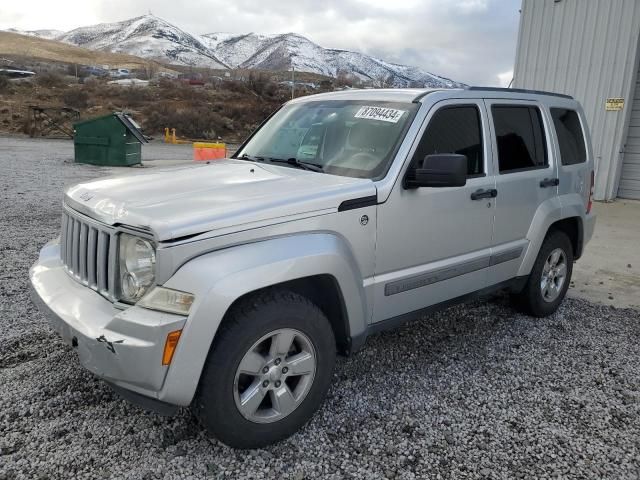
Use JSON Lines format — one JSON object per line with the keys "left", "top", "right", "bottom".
{"left": 65, "top": 159, "right": 376, "bottom": 241}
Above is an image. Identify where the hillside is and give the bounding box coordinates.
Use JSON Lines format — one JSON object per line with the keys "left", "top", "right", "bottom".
{"left": 0, "top": 31, "right": 175, "bottom": 73}
{"left": 5, "top": 28, "right": 64, "bottom": 40}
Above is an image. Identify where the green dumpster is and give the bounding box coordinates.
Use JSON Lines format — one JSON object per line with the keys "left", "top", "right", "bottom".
{"left": 73, "top": 112, "right": 148, "bottom": 166}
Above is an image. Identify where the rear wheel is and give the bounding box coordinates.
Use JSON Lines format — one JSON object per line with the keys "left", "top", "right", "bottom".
{"left": 514, "top": 230, "right": 573, "bottom": 317}
{"left": 193, "top": 289, "right": 336, "bottom": 449}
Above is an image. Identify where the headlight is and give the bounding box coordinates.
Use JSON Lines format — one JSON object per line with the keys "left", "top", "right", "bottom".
{"left": 118, "top": 233, "right": 156, "bottom": 303}
{"left": 138, "top": 287, "right": 195, "bottom": 315}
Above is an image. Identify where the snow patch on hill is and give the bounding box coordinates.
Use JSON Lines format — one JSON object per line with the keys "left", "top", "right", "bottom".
{"left": 6, "top": 28, "right": 64, "bottom": 40}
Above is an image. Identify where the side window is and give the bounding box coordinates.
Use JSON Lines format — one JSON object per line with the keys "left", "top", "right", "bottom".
{"left": 413, "top": 105, "right": 484, "bottom": 176}
{"left": 492, "top": 105, "right": 548, "bottom": 173}
{"left": 551, "top": 108, "right": 586, "bottom": 165}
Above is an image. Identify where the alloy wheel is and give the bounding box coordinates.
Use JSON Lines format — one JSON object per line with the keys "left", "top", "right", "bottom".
{"left": 540, "top": 247, "right": 568, "bottom": 303}
{"left": 233, "top": 328, "right": 316, "bottom": 423}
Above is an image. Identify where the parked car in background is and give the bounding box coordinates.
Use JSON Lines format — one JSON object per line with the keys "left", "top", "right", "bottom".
{"left": 30, "top": 87, "right": 595, "bottom": 448}
{"left": 109, "top": 68, "right": 130, "bottom": 78}
{"left": 83, "top": 66, "right": 108, "bottom": 77}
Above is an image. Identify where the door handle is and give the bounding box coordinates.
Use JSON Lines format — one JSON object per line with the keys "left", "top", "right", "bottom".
{"left": 470, "top": 188, "right": 498, "bottom": 200}
{"left": 540, "top": 178, "right": 560, "bottom": 188}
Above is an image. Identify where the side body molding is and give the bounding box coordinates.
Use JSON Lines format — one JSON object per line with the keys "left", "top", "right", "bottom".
{"left": 158, "top": 233, "right": 368, "bottom": 406}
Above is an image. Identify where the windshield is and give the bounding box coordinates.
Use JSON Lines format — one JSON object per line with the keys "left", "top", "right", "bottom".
{"left": 235, "top": 100, "right": 418, "bottom": 179}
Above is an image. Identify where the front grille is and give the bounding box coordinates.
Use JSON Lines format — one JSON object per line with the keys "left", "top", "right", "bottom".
{"left": 60, "top": 208, "right": 117, "bottom": 301}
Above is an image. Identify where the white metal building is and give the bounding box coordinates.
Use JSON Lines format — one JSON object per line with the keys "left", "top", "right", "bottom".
{"left": 513, "top": 0, "right": 640, "bottom": 200}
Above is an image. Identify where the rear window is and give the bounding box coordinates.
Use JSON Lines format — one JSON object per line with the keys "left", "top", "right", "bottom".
{"left": 551, "top": 108, "right": 586, "bottom": 165}
{"left": 492, "top": 105, "right": 548, "bottom": 173}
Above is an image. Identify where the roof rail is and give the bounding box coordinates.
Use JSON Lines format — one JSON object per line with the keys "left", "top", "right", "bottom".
{"left": 467, "top": 86, "right": 573, "bottom": 100}
{"left": 412, "top": 88, "right": 451, "bottom": 103}
{"left": 413, "top": 91, "right": 433, "bottom": 102}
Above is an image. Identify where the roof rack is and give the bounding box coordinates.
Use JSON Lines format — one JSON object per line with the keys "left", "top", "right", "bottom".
{"left": 467, "top": 86, "right": 573, "bottom": 99}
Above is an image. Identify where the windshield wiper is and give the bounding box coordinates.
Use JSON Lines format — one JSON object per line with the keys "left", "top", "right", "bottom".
{"left": 238, "top": 153, "right": 266, "bottom": 162}
{"left": 265, "top": 157, "right": 324, "bottom": 172}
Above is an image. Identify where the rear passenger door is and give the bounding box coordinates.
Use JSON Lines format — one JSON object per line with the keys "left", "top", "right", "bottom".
{"left": 485, "top": 100, "right": 558, "bottom": 285}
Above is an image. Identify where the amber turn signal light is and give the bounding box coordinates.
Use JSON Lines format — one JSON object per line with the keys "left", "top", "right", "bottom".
{"left": 162, "top": 330, "right": 182, "bottom": 366}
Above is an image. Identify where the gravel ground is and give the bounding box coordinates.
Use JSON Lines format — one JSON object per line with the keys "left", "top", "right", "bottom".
{"left": 1, "top": 136, "right": 640, "bottom": 479}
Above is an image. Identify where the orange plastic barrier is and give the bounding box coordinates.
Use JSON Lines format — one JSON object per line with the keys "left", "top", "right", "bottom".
{"left": 193, "top": 142, "right": 227, "bottom": 161}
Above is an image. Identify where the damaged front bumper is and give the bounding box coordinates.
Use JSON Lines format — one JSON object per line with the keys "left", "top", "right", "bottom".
{"left": 29, "top": 238, "right": 186, "bottom": 412}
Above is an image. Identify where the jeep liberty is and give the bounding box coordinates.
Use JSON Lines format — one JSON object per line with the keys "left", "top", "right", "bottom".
{"left": 30, "top": 87, "right": 596, "bottom": 448}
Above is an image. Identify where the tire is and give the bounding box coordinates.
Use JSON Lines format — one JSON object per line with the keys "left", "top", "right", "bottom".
{"left": 514, "top": 230, "right": 574, "bottom": 317}
{"left": 193, "top": 289, "right": 336, "bottom": 449}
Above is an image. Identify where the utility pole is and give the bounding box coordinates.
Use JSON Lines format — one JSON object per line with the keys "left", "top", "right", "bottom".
{"left": 290, "top": 53, "right": 296, "bottom": 99}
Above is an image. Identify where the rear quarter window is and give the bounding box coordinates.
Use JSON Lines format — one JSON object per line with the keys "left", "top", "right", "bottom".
{"left": 551, "top": 108, "right": 587, "bottom": 165}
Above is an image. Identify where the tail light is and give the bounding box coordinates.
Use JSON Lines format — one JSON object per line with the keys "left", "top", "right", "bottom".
{"left": 587, "top": 170, "right": 594, "bottom": 214}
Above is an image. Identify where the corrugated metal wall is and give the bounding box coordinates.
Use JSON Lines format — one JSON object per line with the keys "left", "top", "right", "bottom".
{"left": 619, "top": 77, "right": 640, "bottom": 198}
{"left": 513, "top": 0, "right": 640, "bottom": 200}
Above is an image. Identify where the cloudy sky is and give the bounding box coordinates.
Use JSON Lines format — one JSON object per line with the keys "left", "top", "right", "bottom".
{"left": 1, "top": 0, "right": 521, "bottom": 86}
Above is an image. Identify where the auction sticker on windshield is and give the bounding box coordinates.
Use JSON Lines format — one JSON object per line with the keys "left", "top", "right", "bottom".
{"left": 354, "top": 106, "right": 406, "bottom": 123}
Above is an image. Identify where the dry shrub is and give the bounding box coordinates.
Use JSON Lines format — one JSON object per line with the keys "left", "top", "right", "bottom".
{"left": 223, "top": 80, "right": 249, "bottom": 94}
{"left": 116, "top": 86, "right": 155, "bottom": 107}
{"left": 158, "top": 80, "right": 201, "bottom": 101}
{"left": 247, "top": 72, "right": 277, "bottom": 97}
{"left": 35, "top": 71, "right": 66, "bottom": 88}
{"left": 141, "top": 96, "right": 279, "bottom": 141}
{"left": 0, "top": 75, "right": 10, "bottom": 93}
{"left": 81, "top": 77, "right": 101, "bottom": 92}
{"left": 62, "top": 89, "right": 89, "bottom": 109}
{"left": 143, "top": 102, "right": 228, "bottom": 139}
{"left": 0, "top": 64, "right": 301, "bottom": 139}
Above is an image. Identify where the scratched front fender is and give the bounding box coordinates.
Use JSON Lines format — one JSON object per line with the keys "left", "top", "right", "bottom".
{"left": 30, "top": 239, "right": 186, "bottom": 396}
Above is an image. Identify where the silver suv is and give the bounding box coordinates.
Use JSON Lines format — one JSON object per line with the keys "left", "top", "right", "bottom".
{"left": 30, "top": 87, "right": 596, "bottom": 448}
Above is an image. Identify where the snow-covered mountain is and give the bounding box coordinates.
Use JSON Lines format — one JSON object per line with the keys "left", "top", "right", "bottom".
{"left": 12, "top": 15, "right": 463, "bottom": 87}
{"left": 58, "top": 16, "right": 227, "bottom": 69}
{"left": 202, "top": 32, "right": 461, "bottom": 87}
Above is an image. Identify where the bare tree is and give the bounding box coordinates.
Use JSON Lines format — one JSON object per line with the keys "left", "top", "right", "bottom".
{"left": 375, "top": 73, "right": 395, "bottom": 88}
{"left": 335, "top": 71, "right": 354, "bottom": 88}
{"left": 145, "top": 62, "right": 158, "bottom": 80}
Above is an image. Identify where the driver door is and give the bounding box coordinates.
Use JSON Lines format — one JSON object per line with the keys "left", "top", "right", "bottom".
{"left": 372, "top": 99, "right": 496, "bottom": 323}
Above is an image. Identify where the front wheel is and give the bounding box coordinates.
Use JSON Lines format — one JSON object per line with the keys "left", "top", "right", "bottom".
{"left": 193, "top": 289, "right": 336, "bottom": 449}
{"left": 514, "top": 230, "right": 574, "bottom": 317}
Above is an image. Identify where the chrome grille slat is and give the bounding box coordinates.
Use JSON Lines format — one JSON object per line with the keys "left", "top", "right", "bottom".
{"left": 79, "top": 223, "right": 88, "bottom": 282}
{"left": 65, "top": 215, "right": 74, "bottom": 266}
{"left": 97, "top": 231, "right": 109, "bottom": 293}
{"left": 59, "top": 208, "right": 117, "bottom": 301}
{"left": 87, "top": 227, "right": 98, "bottom": 288}
{"left": 107, "top": 235, "right": 117, "bottom": 294}
{"left": 71, "top": 219, "right": 80, "bottom": 276}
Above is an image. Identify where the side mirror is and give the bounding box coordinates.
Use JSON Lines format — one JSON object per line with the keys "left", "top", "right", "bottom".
{"left": 406, "top": 153, "right": 468, "bottom": 188}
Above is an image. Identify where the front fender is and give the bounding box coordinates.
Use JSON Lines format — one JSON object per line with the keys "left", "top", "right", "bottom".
{"left": 156, "top": 233, "right": 367, "bottom": 406}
